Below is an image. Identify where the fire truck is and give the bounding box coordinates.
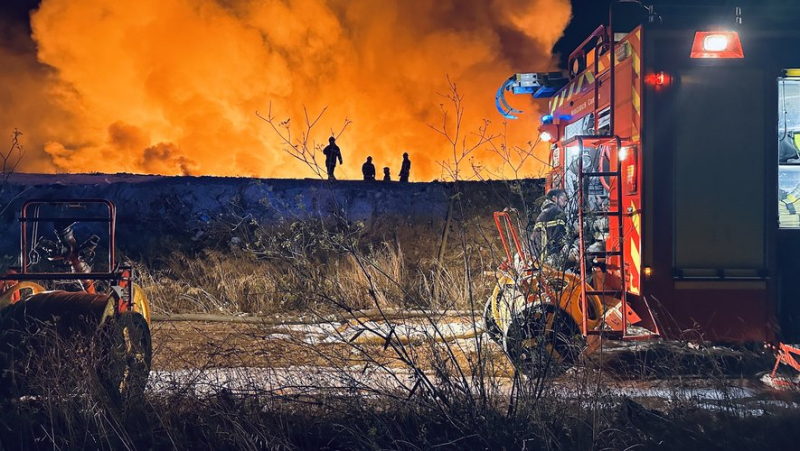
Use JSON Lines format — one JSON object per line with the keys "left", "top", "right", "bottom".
{"left": 487, "top": 1, "right": 800, "bottom": 379}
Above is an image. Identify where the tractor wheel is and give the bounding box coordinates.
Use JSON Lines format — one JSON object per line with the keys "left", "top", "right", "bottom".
{"left": 483, "top": 297, "right": 502, "bottom": 343}
{"left": 98, "top": 312, "right": 152, "bottom": 402}
{"left": 504, "top": 303, "right": 585, "bottom": 378}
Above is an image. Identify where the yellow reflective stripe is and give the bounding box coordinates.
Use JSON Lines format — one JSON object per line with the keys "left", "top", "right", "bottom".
{"left": 629, "top": 237, "right": 640, "bottom": 289}
{"left": 629, "top": 201, "right": 641, "bottom": 292}
{"left": 534, "top": 219, "right": 565, "bottom": 230}
{"left": 598, "top": 53, "right": 609, "bottom": 72}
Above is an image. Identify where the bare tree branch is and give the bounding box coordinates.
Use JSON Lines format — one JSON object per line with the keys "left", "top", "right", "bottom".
{"left": 428, "top": 76, "right": 498, "bottom": 181}
{"left": 1, "top": 128, "right": 24, "bottom": 188}
{"left": 481, "top": 125, "right": 551, "bottom": 181}
{"left": 256, "top": 102, "right": 352, "bottom": 179}
{"left": 0, "top": 128, "right": 26, "bottom": 216}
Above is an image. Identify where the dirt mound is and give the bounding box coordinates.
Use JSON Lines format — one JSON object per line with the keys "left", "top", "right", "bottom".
{"left": 0, "top": 173, "right": 542, "bottom": 263}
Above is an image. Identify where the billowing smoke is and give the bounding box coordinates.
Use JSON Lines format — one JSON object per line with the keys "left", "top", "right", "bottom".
{"left": 0, "top": 0, "right": 571, "bottom": 180}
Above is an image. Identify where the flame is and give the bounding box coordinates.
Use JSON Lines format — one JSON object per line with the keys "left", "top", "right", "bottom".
{"left": 0, "top": 0, "right": 571, "bottom": 180}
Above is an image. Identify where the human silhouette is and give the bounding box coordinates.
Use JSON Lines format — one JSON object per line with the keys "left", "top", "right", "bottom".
{"left": 531, "top": 189, "right": 568, "bottom": 267}
{"left": 399, "top": 152, "right": 411, "bottom": 182}
{"left": 383, "top": 167, "right": 391, "bottom": 181}
{"left": 322, "top": 137, "right": 343, "bottom": 180}
{"left": 362, "top": 156, "right": 376, "bottom": 181}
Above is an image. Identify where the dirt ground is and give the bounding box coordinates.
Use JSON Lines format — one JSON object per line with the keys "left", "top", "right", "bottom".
{"left": 149, "top": 317, "right": 800, "bottom": 412}
{"left": 151, "top": 317, "right": 504, "bottom": 372}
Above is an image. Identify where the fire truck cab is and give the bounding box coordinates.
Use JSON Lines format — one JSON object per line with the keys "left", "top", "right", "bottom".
{"left": 490, "top": 1, "right": 800, "bottom": 374}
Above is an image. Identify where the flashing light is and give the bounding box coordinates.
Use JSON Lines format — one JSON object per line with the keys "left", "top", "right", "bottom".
{"left": 541, "top": 114, "right": 554, "bottom": 124}
{"left": 690, "top": 31, "right": 744, "bottom": 59}
{"left": 703, "top": 34, "right": 729, "bottom": 52}
{"left": 626, "top": 162, "right": 637, "bottom": 193}
{"left": 539, "top": 123, "right": 558, "bottom": 143}
{"left": 644, "top": 267, "right": 652, "bottom": 279}
{"left": 645, "top": 72, "right": 670, "bottom": 86}
{"left": 558, "top": 114, "right": 573, "bottom": 121}
{"left": 619, "top": 146, "right": 629, "bottom": 161}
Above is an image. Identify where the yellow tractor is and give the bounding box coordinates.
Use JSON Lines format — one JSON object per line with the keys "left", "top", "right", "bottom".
{"left": 0, "top": 199, "right": 151, "bottom": 399}
{"left": 486, "top": 211, "right": 610, "bottom": 377}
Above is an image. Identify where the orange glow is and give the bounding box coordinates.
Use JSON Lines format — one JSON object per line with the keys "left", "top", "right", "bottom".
{"left": 0, "top": 0, "right": 572, "bottom": 180}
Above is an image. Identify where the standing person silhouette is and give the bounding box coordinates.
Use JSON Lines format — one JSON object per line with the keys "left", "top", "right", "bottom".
{"left": 382, "top": 167, "right": 391, "bottom": 181}
{"left": 399, "top": 152, "right": 411, "bottom": 182}
{"left": 531, "top": 189, "right": 568, "bottom": 267}
{"left": 362, "top": 156, "right": 376, "bottom": 181}
{"left": 323, "top": 137, "right": 343, "bottom": 180}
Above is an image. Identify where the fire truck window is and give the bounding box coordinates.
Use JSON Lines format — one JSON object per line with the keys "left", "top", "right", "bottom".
{"left": 779, "top": 77, "right": 800, "bottom": 228}
{"left": 779, "top": 167, "right": 800, "bottom": 228}
{"left": 779, "top": 78, "right": 800, "bottom": 140}
{"left": 563, "top": 146, "right": 609, "bottom": 217}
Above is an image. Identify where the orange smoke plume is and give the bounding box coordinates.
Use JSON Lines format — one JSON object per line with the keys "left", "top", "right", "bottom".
{"left": 0, "top": 0, "right": 572, "bottom": 180}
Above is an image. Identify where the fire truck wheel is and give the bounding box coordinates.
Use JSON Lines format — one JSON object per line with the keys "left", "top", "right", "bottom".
{"left": 98, "top": 312, "right": 152, "bottom": 403}
{"left": 483, "top": 297, "right": 502, "bottom": 343}
{"left": 503, "top": 303, "right": 585, "bottom": 378}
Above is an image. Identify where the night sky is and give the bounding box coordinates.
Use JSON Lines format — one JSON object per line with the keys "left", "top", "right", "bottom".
{"left": 554, "top": 0, "right": 614, "bottom": 66}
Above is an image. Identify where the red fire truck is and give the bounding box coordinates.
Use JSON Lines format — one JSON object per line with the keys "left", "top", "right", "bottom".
{"left": 487, "top": 2, "right": 800, "bottom": 379}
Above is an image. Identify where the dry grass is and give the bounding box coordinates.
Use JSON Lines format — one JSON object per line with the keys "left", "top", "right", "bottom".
{"left": 135, "top": 235, "right": 494, "bottom": 316}
{"left": 3, "top": 325, "right": 800, "bottom": 450}
{"left": 3, "top": 256, "right": 799, "bottom": 449}
{"left": 135, "top": 250, "right": 287, "bottom": 315}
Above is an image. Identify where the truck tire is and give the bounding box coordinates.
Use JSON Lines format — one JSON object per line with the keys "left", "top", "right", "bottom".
{"left": 504, "top": 303, "right": 585, "bottom": 378}
{"left": 483, "top": 297, "right": 502, "bottom": 343}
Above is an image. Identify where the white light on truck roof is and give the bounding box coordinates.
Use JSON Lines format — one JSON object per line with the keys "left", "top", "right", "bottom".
{"left": 703, "top": 34, "right": 729, "bottom": 52}
{"left": 691, "top": 31, "right": 743, "bottom": 59}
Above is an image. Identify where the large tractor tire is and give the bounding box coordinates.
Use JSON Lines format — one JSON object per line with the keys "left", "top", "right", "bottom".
{"left": 98, "top": 311, "right": 152, "bottom": 402}
{"left": 486, "top": 276, "right": 527, "bottom": 343}
{"left": 483, "top": 297, "right": 502, "bottom": 343}
{"left": 504, "top": 303, "right": 585, "bottom": 378}
{"left": 0, "top": 291, "right": 152, "bottom": 401}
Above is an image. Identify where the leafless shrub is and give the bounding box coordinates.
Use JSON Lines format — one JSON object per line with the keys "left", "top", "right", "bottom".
{"left": 256, "top": 103, "right": 352, "bottom": 179}
{"left": 429, "top": 76, "right": 498, "bottom": 181}
{"left": 2, "top": 128, "right": 24, "bottom": 188}
{"left": 0, "top": 128, "right": 29, "bottom": 217}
